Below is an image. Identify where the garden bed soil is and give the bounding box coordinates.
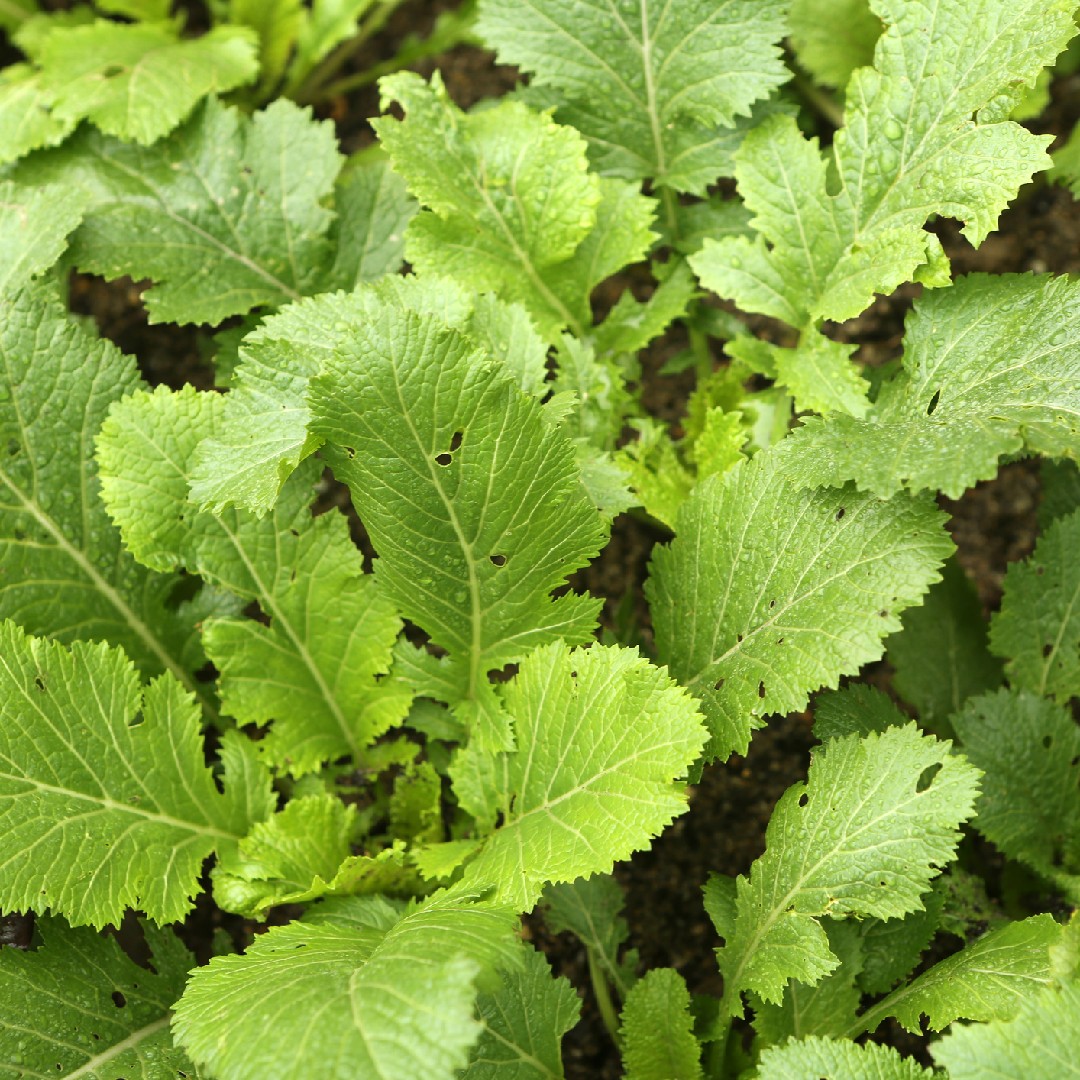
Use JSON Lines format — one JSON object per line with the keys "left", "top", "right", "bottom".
{"left": 45, "top": 8, "right": 1080, "bottom": 1074}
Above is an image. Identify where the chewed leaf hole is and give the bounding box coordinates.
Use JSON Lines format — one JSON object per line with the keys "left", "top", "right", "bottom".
{"left": 835, "top": 507, "right": 845, "bottom": 521}
{"left": 714, "top": 678, "right": 725, "bottom": 691}
{"left": 33, "top": 676, "right": 45, "bottom": 692}
{"left": 916, "top": 763, "right": 942, "bottom": 792}
{"left": 1043, "top": 734, "right": 1053, "bottom": 750}
{"left": 449, "top": 430, "right": 463, "bottom": 451}
{"left": 1042, "top": 643, "right": 1054, "bottom": 658}
{"left": 435, "top": 452, "right": 452, "bottom": 466}
{"left": 797, "top": 792, "right": 808, "bottom": 807}
{"left": 926, "top": 389, "right": 941, "bottom": 415}
{"left": 489, "top": 554, "right": 507, "bottom": 567}
{"left": 111, "top": 990, "right": 126, "bottom": 1008}
{"left": 757, "top": 681, "right": 766, "bottom": 699}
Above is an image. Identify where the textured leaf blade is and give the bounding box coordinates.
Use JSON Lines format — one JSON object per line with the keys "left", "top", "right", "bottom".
{"left": 692, "top": 0, "right": 1075, "bottom": 328}
{"left": 0, "top": 622, "right": 273, "bottom": 927}
{"left": 781, "top": 275, "right": 1080, "bottom": 497}
{"left": 647, "top": 448, "right": 952, "bottom": 760}
{"left": 476, "top": 0, "right": 788, "bottom": 194}
{"left": 38, "top": 21, "right": 258, "bottom": 144}
{"left": 0, "top": 919, "right": 199, "bottom": 1079}
{"left": 97, "top": 384, "right": 407, "bottom": 775}
{"left": 173, "top": 891, "right": 520, "bottom": 1080}
{"left": 0, "top": 178, "right": 84, "bottom": 295}
{"left": 990, "top": 508, "right": 1080, "bottom": 702}
{"left": 619, "top": 968, "right": 702, "bottom": 1080}
{"left": 0, "top": 63, "right": 74, "bottom": 166}
{"left": 718, "top": 726, "right": 980, "bottom": 1010}
{"left": 866, "top": 915, "right": 1060, "bottom": 1034}
{"left": 461, "top": 644, "right": 706, "bottom": 910}
{"left": 0, "top": 284, "right": 213, "bottom": 714}
{"left": 952, "top": 690, "right": 1080, "bottom": 893}
{"left": 461, "top": 946, "right": 581, "bottom": 1080}
{"left": 309, "top": 304, "right": 606, "bottom": 747}
{"left": 758, "top": 1036, "right": 933, "bottom": 1080}
{"left": 933, "top": 980, "right": 1080, "bottom": 1079}
{"left": 788, "top": 0, "right": 880, "bottom": 88}
{"left": 19, "top": 97, "right": 341, "bottom": 324}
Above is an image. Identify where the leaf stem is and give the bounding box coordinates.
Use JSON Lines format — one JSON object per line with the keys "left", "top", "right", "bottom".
{"left": 588, "top": 946, "right": 623, "bottom": 1046}
{"left": 790, "top": 70, "right": 845, "bottom": 129}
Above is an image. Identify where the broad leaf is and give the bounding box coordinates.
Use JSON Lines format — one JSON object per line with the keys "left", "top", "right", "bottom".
{"left": 543, "top": 874, "right": 637, "bottom": 999}
{"left": 619, "top": 968, "right": 702, "bottom": 1080}
{"left": 0, "top": 622, "right": 273, "bottom": 927}
{"left": 17, "top": 97, "right": 341, "bottom": 324}
{"left": 173, "top": 890, "right": 520, "bottom": 1080}
{"left": 0, "top": 178, "right": 84, "bottom": 294}
{"left": 857, "top": 915, "right": 1060, "bottom": 1034}
{"left": 812, "top": 685, "right": 908, "bottom": 743}
{"left": 952, "top": 690, "right": 1080, "bottom": 896}
{"left": 647, "top": 447, "right": 952, "bottom": 760}
{"left": 309, "top": 304, "right": 606, "bottom": 748}
{"left": 0, "top": 63, "right": 73, "bottom": 165}
{"left": 461, "top": 946, "right": 581, "bottom": 1080}
{"left": 758, "top": 1036, "right": 932, "bottom": 1080}
{"left": 0, "top": 919, "right": 199, "bottom": 1078}
{"left": 96, "top": 385, "right": 408, "bottom": 775}
{"left": 475, "top": 0, "right": 788, "bottom": 194}
{"left": 780, "top": 276, "right": 1080, "bottom": 497}
{"left": 460, "top": 643, "right": 707, "bottom": 910}
{"left": 717, "top": 726, "right": 980, "bottom": 1010}
{"left": 933, "top": 979, "right": 1080, "bottom": 1079}
{"left": 37, "top": 20, "right": 258, "bottom": 144}
{"left": 375, "top": 73, "right": 655, "bottom": 338}
{"left": 692, "top": 0, "right": 1074, "bottom": 327}
{"left": 887, "top": 559, "right": 1002, "bottom": 725}
{"left": 990, "top": 508, "right": 1080, "bottom": 702}
{"left": 788, "top": 0, "right": 880, "bottom": 88}
{"left": 0, "top": 284, "right": 213, "bottom": 715}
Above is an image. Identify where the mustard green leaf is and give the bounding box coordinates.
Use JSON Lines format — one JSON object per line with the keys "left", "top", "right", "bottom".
{"left": 780, "top": 275, "right": 1080, "bottom": 498}
{"left": 788, "top": 0, "right": 880, "bottom": 89}
{"left": 952, "top": 689, "right": 1080, "bottom": 897}
{"left": 692, "top": 0, "right": 1075, "bottom": 328}
{"left": 717, "top": 725, "right": 980, "bottom": 1010}
{"left": 172, "top": 889, "right": 520, "bottom": 1080}
{"left": 96, "top": 384, "right": 407, "bottom": 776}
{"left": 758, "top": 1036, "right": 932, "bottom": 1080}
{"left": 0, "top": 284, "right": 213, "bottom": 715}
{"left": 0, "top": 622, "right": 273, "bottom": 928}
{"left": 475, "top": 0, "right": 788, "bottom": 194}
{"left": 309, "top": 304, "right": 606, "bottom": 749}
{"left": 37, "top": 20, "right": 258, "bottom": 144}
{"left": 620, "top": 968, "right": 702, "bottom": 1080}
{"left": 0, "top": 63, "right": 74, "bottom": 166}
{"left": 0, "top": 178, "right": 84, "bottom": 295}
{"left": 990, "top": 509, "right": 1080, "bottom": 703}
{"left": 0, "top": 918, "right": 199, "bottom": 1079}
{"left": 461, "top": 946, "right": 581, "bottom": 1080}
{"left": 647, "top": 448, "right": 952, "bottom": 761}
{"left": 460, "top": 643, "right": 707, "bottom": 911}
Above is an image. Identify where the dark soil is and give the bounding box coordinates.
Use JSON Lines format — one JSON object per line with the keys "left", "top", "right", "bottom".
{"left": 46, "top": 6, "right": 1078, "bottom": 1075}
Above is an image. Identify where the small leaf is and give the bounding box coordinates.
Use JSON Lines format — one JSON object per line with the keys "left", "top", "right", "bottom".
{"left": 620, "top": 968, "right": 703, "bottom": 1080}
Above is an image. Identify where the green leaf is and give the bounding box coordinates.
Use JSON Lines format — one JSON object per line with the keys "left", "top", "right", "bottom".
{"left": 990, "top": 508, "right": 1080, "bottom": 703}
{"left": 854, "top": 888, "right": 945, "bottom": 997}
{"left": 0, "top": 0, "right": 35, "bottom": 33}
{"left": 0, "top": 284, "right": 214, "bottom": 715}
{"left": 0, "top": 63, "right": 74, "bottom": 165}
{"left": 187, "top": 277, "right": 539, "bottom": 515}
{"left": 309, "top": 304, "right": 606, "bottom": 748}
{"left": 95, "top": 0, "right": 173, "bottom": 18}
{"left": 717, "top": 725, "right": 980, "bottom": 1010}
{"left": 172, "top": 889, "right": 521, "bottom": 1080}
{"left": 543, "top": 874, "right": 637, "bottom": 999}
{"left": 0, "top": 621, "right": 273, "bottom": 927}
{"left": 0, "top": 918, "right": 199, "bottom": 1078}
{"left": 770, "top": 334, "right": 870, "bottom": 419}
{"left": 647, "top": 448, "right": 952, "bottom": 761}
{"left": 290, "top": 0, "right": 378, "bottom": 91}
{"left": 933, "top": 979, "right": 1080, "bottom": 1079}
{"left": 620, "top": 968, "right": 702, "bottom": 1080}
{"left": 951, "top": 689, "right": 1080, "bottom": 894}
{"left": 374, "top": 73, "right": 655, "bottom": 338}
{"left": 860, "top": 915, "right": 1060, "bottom": 1034}
{"left": 19, "top": 96, "right": 341, "bottom": 324}
{"left": 476, "top": 0, "right": 788, "bottom": 194}
{"left": 618, "top": 418, "right": 694, "bottom": 531}
{"left": 0, "top": 178, "right": 84, "bottom": 294}
{"left": 691, "top": 0, "right": 1074, "bottom": 328}
{"left": 757, "top": 1036, "right": 932, "bottom": 1080}
{"left": 327, "top": 155, "right": 417, "bottom": 289}
{"left": 390, "top": 760, "right": 444, "bottom": 845}
{"left": 1041, "top": 459, "right": 1080, "bottom": 528}
{"left": 37, "top": 20, "right": 258, "bottom": 144}
{"left": 461, "top": 946, "right": 581, "bottom": 1080}
{"left": 460, "top": 643, "right": 706, "bottom": 910}
{"left": 788, "top": 0, "right": 881, "bottom": 88}
{"left": 779, "top": 275, "right": 1080, "bottom": 498}
{"left": 812, "top": 685, "right": 908, "bottom": 743}
{"left": 213, "top": 795, "right": 417, "bottom": 917}
{"left": 96, "top": 384, "right": 408, "bottom": 775}
{"left": 888, "top": 559, "right": 1003, "bottom": 725}
{"left": 229, "top": 0, "right": 304, "bottom": 95}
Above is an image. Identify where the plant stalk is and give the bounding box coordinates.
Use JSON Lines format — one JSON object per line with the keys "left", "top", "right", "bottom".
{"left": 587, "top": 947, "right": 623, "bottom": 1046}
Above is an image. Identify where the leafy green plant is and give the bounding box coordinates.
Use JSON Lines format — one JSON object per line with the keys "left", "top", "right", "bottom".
{"left": 1, "top": 0, "right": 1079, "bottom": 1077}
